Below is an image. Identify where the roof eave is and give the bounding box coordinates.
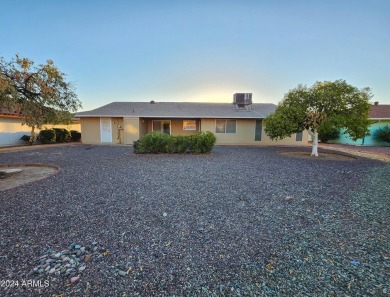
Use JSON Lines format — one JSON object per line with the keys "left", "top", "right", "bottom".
{"left": 76, "top": 115, "right": 265, "bottom": 119}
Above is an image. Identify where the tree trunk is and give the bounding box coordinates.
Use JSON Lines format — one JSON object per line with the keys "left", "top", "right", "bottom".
{"left": 311, "top": 129, "right": 319, "bottom": 157}
{"left": 29, "top": 126, "right": 36, "bottom": 145}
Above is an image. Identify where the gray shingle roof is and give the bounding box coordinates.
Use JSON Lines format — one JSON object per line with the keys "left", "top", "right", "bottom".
{"left": 75, "top": 102, "right": 276, "bottom": 119}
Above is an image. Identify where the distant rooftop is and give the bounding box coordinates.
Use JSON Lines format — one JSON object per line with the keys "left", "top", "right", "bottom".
{"left": 0, "top": 108, "right": 22, "bottom": 117}
{"left": 370, "top": 102, "right": 390, "bottom": 119}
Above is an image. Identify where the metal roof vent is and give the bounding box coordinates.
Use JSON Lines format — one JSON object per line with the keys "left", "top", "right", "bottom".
{"left": 233, "top": 93, "right": 252, "bottom": 111}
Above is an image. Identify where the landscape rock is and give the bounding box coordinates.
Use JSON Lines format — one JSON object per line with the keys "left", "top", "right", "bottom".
{"left": 1, "top": 145, "right": 389, "bottom": 296}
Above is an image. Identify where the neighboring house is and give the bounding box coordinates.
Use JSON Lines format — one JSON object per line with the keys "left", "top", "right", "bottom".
{"left": 0, "top": 109, "right": 81, "bottom": 147}
{"left": 328, "top": 102, "right": 390, "bottom": 146}
{"left": 75, "top": 94, "right": 308, "bottom": 146}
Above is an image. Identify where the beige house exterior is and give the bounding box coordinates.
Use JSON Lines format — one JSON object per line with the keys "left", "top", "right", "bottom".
{"left": 0, "top": 111, "right": 81, "bottom": 147}
{"left": 76, "top": 101, "right": 308, "bottom": 146}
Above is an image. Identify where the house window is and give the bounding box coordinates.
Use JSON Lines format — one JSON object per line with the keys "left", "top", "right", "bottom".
{"left": 215, "top": 119, "right": 236, "bottom": 133}
{"left": 153, "top": 121, "right": 161, "bottom": 132}
{"left": 216, "top": 120, "right": 226, "bottom": 133}
{"left": 296, "top": 132, "right": 303, "bottom": 141}
{"left": 153, "top": 120, "right": 171, "bottom": 134}
{"left": 183, "top": 120, "right": 196, "bottom": 131}
{"left": 226, "top": 120, "right": 236, "bottom": 133}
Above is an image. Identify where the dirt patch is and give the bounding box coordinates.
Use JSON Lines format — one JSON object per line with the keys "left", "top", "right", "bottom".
{"left": 319, "top": 144, "right": 390, "bottom": 162}
{"left": 279, "top": 150, "right": 357, "bottom": 160}
{"left": 0, "top": 163, "right": 59, "bottom": 191}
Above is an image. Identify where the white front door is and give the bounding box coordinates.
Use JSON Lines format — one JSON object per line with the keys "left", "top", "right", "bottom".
{"left": 100, "top": 118, "right": 112, "bottom": 143}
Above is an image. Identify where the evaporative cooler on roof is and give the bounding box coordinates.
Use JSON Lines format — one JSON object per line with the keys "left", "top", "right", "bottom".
{"left": 233, "top": 93, "right": 252, "bottom": 110}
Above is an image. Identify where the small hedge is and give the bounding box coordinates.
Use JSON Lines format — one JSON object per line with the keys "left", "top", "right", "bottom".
{"left": 134, "top": 131, "right": 216, "bottom": 154}
{"left": 20, "top": 134, "right": 33, "bottom": 145}
{"left": 38, "top": 129, "right": 57, "bottom": 144}
{"left": 375, "top": 125, "right": 390, "bottom": 143}
{"left": 53, "top": 128, "right": 72, "bottom": 143}
{"left": 70, "top": 130, "right": 81, "bottom": 142}
{"left": 33, "top": 128, "right": 81, "bottom": 144}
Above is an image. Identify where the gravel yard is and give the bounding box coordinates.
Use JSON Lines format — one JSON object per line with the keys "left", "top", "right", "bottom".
{"left": 0, "top": 145, "right": 389, "bottom": 296}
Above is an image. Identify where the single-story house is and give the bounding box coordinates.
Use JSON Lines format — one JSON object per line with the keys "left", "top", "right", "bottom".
{"left": 0, "top": 109, "right": 81, "bottom": 147}
{"left": 75, "top": 94, "right": 308, "bottom": 146}
{"left": 328, "top": 102, "right": 390, "bottom": 146}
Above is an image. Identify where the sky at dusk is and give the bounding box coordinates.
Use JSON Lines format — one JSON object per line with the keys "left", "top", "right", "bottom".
{"left": 1, "top": 0, "right": 389, "bottom": 111}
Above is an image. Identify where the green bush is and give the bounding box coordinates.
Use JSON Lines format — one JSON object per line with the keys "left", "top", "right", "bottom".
{"left": 38, "top": 129, "right": 56, "bottom": 144}
{"left": 318, "top": 126, "right": 340, "bottom": 143}
{"left": 133, "top": 132, "right": 170, "bottom": 154}
{"left": 190, "top": 131, "right": 216, "bottom": 153}
{"left": 166, "top": 135, "right": 191, "bottom": 153}
{"left": 70, "top": 130, "right": 81, "bottom": 142}
{"left": 20, "top": 134, "right": 32, "bottom": 145}
{"left": 53, "top": 128, "right": 71, "bottom": 143}
{"left": 134, "top": 131, "right": 216, "bottom": 154}
{"left": 375, "top": 125, "right": 390, "bottom": 143}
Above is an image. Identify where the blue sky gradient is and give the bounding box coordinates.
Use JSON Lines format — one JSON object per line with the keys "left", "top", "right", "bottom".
{"left": 1, "top": 0, "right": 389, "bottom": 110}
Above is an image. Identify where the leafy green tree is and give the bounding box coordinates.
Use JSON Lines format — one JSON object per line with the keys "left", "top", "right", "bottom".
{"left": 318, "top": 120, "right": 340, "bottom": 143}
{"left": 0, "top": 55, "right": 81, "bottom": 143}
{"left": 264, "top": 80, "right": 372, "bottom": 156}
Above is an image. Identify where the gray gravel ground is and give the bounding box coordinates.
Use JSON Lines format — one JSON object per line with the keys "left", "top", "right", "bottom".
{"left": 0, "top": 144, "right": 389, "bottom": 296}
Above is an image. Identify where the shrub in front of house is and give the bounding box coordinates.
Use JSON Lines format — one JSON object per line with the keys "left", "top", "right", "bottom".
{"left": 375, "top": 125, "right": 390, "bottom": 143}
{"left": 166, "top": 135, "right": 191, "bottom": 153}
{"left": 134, "top": 131, "right": 216, "bottom": 154}
{"left": 133, "top": 132, "right": 171, "bottom": 153}
{"left": 20, "top": 134, "right": 32, "bottom": 145}
{"left": 37, "top": 129, "right": 56, "bottom": 144}
{"left": 53, "top": 128, "right": 72, "bottom": 143}
{"left": 70, "top": 130, "right": 82, "bottom": 142}
{"left": 190, "top": 131, "right": 216, "bottom": 153}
